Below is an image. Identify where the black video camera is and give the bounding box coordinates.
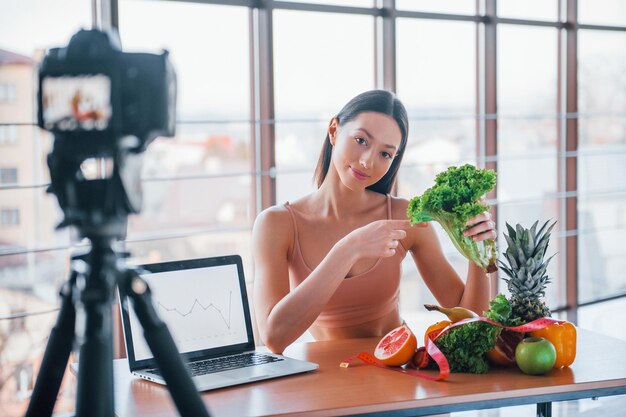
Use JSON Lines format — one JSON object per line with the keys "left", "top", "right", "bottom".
{"left": 38, "top": 28, "right": 176, "bottom": 157}
{"left": 37, "top": 29, "right": 176, "bottom": 237}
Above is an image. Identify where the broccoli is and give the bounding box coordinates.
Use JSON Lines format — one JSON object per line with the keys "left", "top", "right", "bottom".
{"left": 407, "top": 164, "right": 498, "bottom": 272}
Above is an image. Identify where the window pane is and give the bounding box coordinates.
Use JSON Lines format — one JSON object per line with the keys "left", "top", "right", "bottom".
{"left": 497, "top": 25, "right": 558, "bottom": 223}
{"left": 397, "top": 19, "right": 475, "bottom": 114}
{"left": 578, "top": 29, "right": 626, "bottom": 303}
{"left": 0, "top": 17, "right": 78, "bottom": 412}
{"left": 126, "top": 229, "right": 254, "bottom": 281}
{"left": 0, "top": 0, "right": 91, "bottom": 59}
{"left": 126, "top": 122, "right": 253, "bottom": 239}
{"left": 497, "top": 0, "right": 557, "bottom": 21}
{"left": 579, "top": 30, "right": 626, "bottom": 114}
{"left": 396, "top": 0, "right": 475, "bottom": 15}
{"left": 119, "top": 0, "right": 250, "bottom": 119}
{"left": 273, "top": 10, "right": 375, "bottom": 207}
{"left": 497, "top": 25, "right": 560, "bottom": 304}
{"left": 498, "top": 25, "right": 557, "bottom": 114}
{"left": 275, "top": 122, "right": 325, "bottom": 204}
{"left": 579, "top": 0, "right": 626, "bottom": 27}
{"left": 578, "top": 194, "right": 626, "bottom": 303}
{"left": 273, "top": 10, "right": 375, "bottom": 118}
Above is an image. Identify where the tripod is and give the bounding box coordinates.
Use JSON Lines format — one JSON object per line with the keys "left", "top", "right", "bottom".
{"left": 25, "top": 236, "right": 211, "bottom": 417}
{"left": 25, "top": 146, "right": 211, "bottom": 417}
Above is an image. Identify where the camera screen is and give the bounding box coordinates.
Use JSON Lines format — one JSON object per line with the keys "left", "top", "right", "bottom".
{"left": 42, "top": 74, "right": 112, "bottom": 132}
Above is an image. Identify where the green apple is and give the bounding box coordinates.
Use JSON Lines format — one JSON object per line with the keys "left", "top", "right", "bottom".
{"left": 515, "top": 337, "right": 557, "bottom": 375}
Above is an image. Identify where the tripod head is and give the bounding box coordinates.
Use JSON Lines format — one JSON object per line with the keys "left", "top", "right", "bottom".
{"left": 37, "top": 28, "right": 176, "bottom": 240}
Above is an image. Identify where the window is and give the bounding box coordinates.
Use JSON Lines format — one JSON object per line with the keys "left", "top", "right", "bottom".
{"left": 0, "top": 82, "right": 17, "bottom": 103}
{"left": 0, "top": 1, "right": 626, "bottom": 414}
{"left": 273, "top": 9, "right": 375, "bottom": 204}
{"left": 396, "top": 18, "right": 477, "bottom": 317}
{"left": 578, "top": 29, "right": 626, "bottom": 303}
{"left": 497, "top": 24, "right": 561, "bottom": 307}
{"left": 118, "top": 0, "right": 253, "bottom": 271}
{"left": 1, "top": 208, "right": 19, "bottom": 226}
{"left": 0, "top": 125, "right": 18, "bottom": 144}
{"left": 0, "top": 167, "right": 18, "bottom": 184}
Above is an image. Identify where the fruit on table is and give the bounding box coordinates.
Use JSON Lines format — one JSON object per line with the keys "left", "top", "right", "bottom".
{"left": 424, "top": 304, "right": 478, "bottom": 323}
{"left": 499, "top": 221, "right": 556, "bottom": 323}
{"left": 374, "top": 324, "right": 417, "bottom": 367}
{"left": 486, "top": 330, "right": 523, "bottom": 367}
{"left": 410, "top": 346, "right": 432, "bottom": 369}
{"left": 530, "top": 321, "right": 577, "bottom": 368}
{"left": 515, "top": 337, "right": 556, "bottom": 375}
{"left": 424, "top": 320, "right": 452, "bottom": 345}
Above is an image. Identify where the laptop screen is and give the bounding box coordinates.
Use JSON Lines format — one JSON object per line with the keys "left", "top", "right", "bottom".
{"left": 119, "top": 255, "right": 256, "bottom": 370}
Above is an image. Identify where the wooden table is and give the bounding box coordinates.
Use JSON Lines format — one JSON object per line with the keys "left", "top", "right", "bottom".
{"left": 107, "top": 329, "right": 626, "bottom": 417}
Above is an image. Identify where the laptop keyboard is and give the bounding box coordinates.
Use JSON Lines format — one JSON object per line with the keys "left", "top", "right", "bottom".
{"left": 146, "top": 352, "right": 284, "bottom": 377}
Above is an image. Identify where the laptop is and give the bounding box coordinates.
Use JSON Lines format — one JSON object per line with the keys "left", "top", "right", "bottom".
{"left": 118, "top": 255, "right": 318, "bottom": 391}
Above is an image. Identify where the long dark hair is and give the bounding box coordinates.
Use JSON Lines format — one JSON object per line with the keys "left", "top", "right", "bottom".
{"left": 313, "top": 89, "right": 409, "bottom": 194}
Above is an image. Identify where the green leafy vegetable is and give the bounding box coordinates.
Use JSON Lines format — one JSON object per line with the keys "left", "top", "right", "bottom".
{"left": 484, "top": 293, "right": 524, "bottom": 326}
{"left": 433, "top": 296, "right": 512, "bottom": 374}
{"left": 407, "top": 164, "right": 498, "bottom": 272}
{"left": 434, "top": 321, "right": 498, "bottom": 373}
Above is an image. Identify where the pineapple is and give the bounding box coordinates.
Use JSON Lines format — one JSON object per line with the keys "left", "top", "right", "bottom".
{"left": 499, "top": 220, "right": 556, "bottom": 323}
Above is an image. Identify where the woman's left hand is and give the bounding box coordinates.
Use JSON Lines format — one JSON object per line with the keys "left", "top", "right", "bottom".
{"left": 462, "top": 203, "right": 497, "bottom": 242}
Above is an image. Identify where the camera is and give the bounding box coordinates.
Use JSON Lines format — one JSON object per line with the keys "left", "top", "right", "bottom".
{"left": 36, "top": 29, "right": 176, "bottom": 233}
{"left": 38, "top": 29, "right": 176, "bottom": 157}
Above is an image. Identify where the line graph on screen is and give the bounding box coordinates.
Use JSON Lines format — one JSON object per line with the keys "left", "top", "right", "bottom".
{"left": 156, "top": 291, "right": 232, "bottom": 329}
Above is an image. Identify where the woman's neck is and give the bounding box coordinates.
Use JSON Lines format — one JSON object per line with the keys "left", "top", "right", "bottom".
{"left": 313, "top": 169, "right": 382, "bottom": 220}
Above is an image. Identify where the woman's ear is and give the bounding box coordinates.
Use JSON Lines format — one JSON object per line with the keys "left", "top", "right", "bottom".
{"left": 328, "top": 117, "right": 339, "bottom": 146}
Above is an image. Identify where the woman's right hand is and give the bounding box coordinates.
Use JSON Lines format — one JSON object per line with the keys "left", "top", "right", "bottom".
{"left": 344, "top": 219, "right": 415, "bottom": 259}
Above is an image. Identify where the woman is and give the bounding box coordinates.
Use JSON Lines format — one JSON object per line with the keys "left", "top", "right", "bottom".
{"left": 252, "top": 90, "right": 496, "bottom": 354}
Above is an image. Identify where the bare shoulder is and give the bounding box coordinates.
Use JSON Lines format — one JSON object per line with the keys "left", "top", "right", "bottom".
{"left": 253, "top": 204, "right": 293, "bottom": 239}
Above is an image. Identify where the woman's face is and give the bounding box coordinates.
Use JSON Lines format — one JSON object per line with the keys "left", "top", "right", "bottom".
{"left": 329, "top": 111, "right": 403, "bottom": 191}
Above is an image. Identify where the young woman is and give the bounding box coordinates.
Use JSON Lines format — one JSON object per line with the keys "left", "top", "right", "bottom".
{"left": 252, "top": 90, "right": 496, "bottom": 354}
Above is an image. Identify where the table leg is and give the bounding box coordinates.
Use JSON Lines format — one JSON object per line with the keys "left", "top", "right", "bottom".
{"left": 537, "top": 402, "right": 552, "bottom": 417}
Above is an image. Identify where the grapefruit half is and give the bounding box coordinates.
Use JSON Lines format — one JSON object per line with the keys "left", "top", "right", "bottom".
{"left": 374, "top": 324, "right": 417, "bottom": 367}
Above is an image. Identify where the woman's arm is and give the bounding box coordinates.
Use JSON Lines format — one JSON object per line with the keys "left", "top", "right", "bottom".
{"left": 252, "top": 208, "right": 409, "bottom": 353}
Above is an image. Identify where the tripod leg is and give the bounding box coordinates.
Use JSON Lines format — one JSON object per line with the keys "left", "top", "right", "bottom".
{"left": 26, "top": 274, "right": 77, "bottom": 417}
{"left": 121, "top": 269, "right": 211, "bottom": 417}
{"left": 75, "top": 246, "right": 116, "bottom": 417}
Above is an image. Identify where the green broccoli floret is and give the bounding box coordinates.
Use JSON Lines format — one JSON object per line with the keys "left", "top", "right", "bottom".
{"left": 407, "top": 164, "right": 498, "bottom": 272}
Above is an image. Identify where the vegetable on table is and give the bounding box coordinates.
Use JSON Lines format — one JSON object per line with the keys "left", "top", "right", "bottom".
{"left": 407, "top": 164, "right": 498, "bottom": 272}
{"left": 427, "top": 297, "right": 508, "bottom": 374}
{"left": 530, "top": 321, "right": 577, "bottom": 368}
{"left": 484, "top": 294, "right": 524, "bottom": 367}
{"left": 433, "top": 320, "right": 499, "bottom": 374}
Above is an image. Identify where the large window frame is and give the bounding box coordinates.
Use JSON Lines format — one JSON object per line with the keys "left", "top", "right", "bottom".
{"left": 1, "top": 0, "right": 625, "bottom": 322}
